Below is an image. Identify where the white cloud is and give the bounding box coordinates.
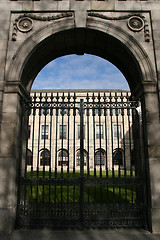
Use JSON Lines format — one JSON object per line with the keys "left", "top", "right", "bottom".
{"left": 32, "top": 54, "right": 129, "bottom": 90}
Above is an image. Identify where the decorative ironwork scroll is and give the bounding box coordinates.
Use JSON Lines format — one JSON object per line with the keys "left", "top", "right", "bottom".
{"left": 17, "top": 91, "right": 146, "bottom": 229}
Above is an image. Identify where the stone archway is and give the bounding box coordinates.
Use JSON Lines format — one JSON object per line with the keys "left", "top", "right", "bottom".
{"left": 6, "top": 17, "right": 155, "bottom": 95}
{"left": 1, "top": 17, "right": 159, "bottom": 232}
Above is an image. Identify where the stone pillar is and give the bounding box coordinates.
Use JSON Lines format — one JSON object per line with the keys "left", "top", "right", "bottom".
{"left": 141, "top": 84, "right": 160, "bottom": 233}
{"left": 0, "top": 90, "right": 22, "bottom": 232}
{"left": 0, "top": 9, "right": 10, "bottom": 130}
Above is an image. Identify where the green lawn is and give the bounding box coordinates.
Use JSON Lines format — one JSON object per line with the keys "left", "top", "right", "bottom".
{"left": 25, "top": 171, "right": 137, "bottom": 204}
{"left": 26, "top": 170, "right": 135, "bottom": 178}
{"left": 26, "top": 185, "right": 136, "bottom": 204}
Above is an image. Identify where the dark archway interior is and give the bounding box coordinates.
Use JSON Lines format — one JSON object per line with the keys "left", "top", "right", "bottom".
{"left": 21, "top": 28, "right": 143, "bottom": 95}
{"left": 17, "top": 26, "right": 151, "bottom": 230}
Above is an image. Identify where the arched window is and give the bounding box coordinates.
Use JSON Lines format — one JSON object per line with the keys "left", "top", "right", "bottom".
{"left": 27, "top": 149, "right": 33, "bottom": 165}
{"left": 113, "top": 148, "right": 123, "bottom": 165}
{"left": 95, "top": 149, "right": 105, "bottom": 165}
{"left": 76, "top": 150, "right": 87, "bottom": 166}
{"left": 58, "top": 149, "right": 68, "bottom": 166}
{"left": 40, "top": 149, "right": 50, "bottom": 166}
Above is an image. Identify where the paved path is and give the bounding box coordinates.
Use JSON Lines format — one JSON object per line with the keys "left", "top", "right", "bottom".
{"left": 0, "top": 229, "right": 160, "bottom": 240}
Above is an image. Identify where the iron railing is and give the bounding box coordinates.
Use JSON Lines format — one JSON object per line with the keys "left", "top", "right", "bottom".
{"left": 17, "top": 91, "right": 146, "bottom": 229}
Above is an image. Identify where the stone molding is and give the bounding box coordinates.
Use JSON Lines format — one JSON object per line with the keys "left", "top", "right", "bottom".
{"left": 4, "top": 82, "right": 30, "bottom": 102}
{"left": 7, "top": 17, "right": 155, "bottom": 94}
{"left": 12, "top": 12, "right": 73, "bottom": 41}
{"left": 11, "top": 12, "right": 150, "bottom": 42}
{"left": 88, "top": 12, "right": 150, "bottom": 42}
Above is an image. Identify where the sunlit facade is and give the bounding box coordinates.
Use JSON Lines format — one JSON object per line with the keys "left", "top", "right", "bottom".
{"left": 27, "top": 89, "right": 136, "bottom": 172}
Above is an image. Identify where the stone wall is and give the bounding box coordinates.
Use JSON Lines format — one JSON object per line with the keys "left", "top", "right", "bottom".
{"left": 0, "top": 0, "right": 160, "bottom": 233}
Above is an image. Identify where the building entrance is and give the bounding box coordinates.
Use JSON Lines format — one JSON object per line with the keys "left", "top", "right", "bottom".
{"left": 1, "top": 1, "right": 160, "bottom": 232}
{"left": 17, "top": 90, "right": 146, "bottom": 228}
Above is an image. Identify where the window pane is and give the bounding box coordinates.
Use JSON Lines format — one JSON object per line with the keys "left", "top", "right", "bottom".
{"left": 60, "top": 125, "right": 67, "bottom": 139}
{"left": 114, "top": 125, "right": 121, "bottom": 138}
{"left": 77, "top": 151, "right": 80, "bottom": 166}
{"left": 40, "top": 149, "right": 50, "bottom": 166}
{"left": 113, "top": 149, "right": 123, "bottom": 165}
{"left": 95, "top": 150, "right": 105, "bottom": 165}
{"left": 42, "top": 125, "right": 49, "bottom": 139}
{"left": 58, "top": 149, "right": 68, "bottom": 166}
{"left": 76, "top": 150, "right": 87, "bottom": 166}
{"left": 96, "top": 125, "right": 103, "bottom": 139}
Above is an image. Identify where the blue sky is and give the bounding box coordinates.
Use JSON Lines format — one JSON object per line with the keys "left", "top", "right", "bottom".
{"left": 32, "top": 54, "right": 129, "bottom": 90}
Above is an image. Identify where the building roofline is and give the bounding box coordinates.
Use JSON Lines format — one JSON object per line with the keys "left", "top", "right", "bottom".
{"left": 31, "top": 89, "right": 130, "bottom": 93}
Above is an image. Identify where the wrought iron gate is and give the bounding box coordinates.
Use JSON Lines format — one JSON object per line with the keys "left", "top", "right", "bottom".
{"left": 17, "top": 91, "right": 146, "bottom": 228}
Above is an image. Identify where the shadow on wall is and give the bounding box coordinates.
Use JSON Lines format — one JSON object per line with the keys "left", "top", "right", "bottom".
{"left": 0, "top": 229, "right": 158, "bottom": 240}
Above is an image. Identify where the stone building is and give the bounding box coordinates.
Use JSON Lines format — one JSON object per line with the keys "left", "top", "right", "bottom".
{"left": 27, "top": 89, "right": 135, "bottom": 173}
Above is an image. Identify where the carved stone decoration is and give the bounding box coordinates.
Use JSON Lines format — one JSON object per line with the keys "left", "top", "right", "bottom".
{"left": 127, "top": 16, "right": 144, "bottom": 32}
{"left": 17, "top": 17, "right": 33, "bottom": 33}
{"left": 12, "top": 13, "right": 73, "bottom": 41}
{"left": 88, "top": 12, "right": 150, "bottom": 42}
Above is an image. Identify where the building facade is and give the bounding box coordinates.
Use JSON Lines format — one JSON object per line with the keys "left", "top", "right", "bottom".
{"left": 26, "top": 89, "right": 137, "bottom": 174}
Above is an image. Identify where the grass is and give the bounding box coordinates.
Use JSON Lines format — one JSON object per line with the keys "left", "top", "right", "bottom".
{"left": 26, "top": 170, "right": 135, "bottom": 178}
{"left": 25, "top": 170, "right": 137, "bottom": 204}
{"left": 26, "top": 185, "right": 136, "bottom": 204}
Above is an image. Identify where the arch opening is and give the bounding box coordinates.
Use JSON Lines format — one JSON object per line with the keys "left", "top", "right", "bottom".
{"left": 18, "top": 27, "right": 146, "bottom": 96}
{"left": 13, "top": 20, "right": 155, "bottom": 230}
{"left": 32, "top": 54, "right": 129, "bottom": 91}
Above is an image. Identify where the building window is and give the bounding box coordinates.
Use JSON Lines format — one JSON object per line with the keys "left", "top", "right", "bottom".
{"left": 95, "top": 149, "right": 105, "bottom": 165}
{"left": 114, "top": 125, "right": 122, "bottom": 139}
{"left": 113, "top": 103, "right": 120, "bottom": 115}
{"left": 43, "top": 103, "right": 49, "bottom": 115}
{"left": 78, "top": 125, "right": 85, "bottom": 139}
{"left": 60, "top": 103, "right": 67, "bottom": 115}
{"left": 113, "top": 148, "right": 123, "bottom": 165}
{"left": 95, "top": 108, "right": 102, "bottom": 115}
{"left": 27, "top": 149, "right": 33, "bottom": 166}
{"left": 41, "top": 125, "right": 49, "bottom": 139}
{"left": 96, "top": 125, "right": 103, "bottom": 139}
{"left": 76, "top": 150, "right": 87, "bottom": 166}
{"left": 60, "top": 125, "right": 67, "bottom": 139}
{"left": 58, "top": 149, "right": 68, "bottom": 166}
{"left": 40, "top": 149, "right": 50, "bottom": 166}
{"left": 28, "top": 125, "right": 31, "bottom": 139}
